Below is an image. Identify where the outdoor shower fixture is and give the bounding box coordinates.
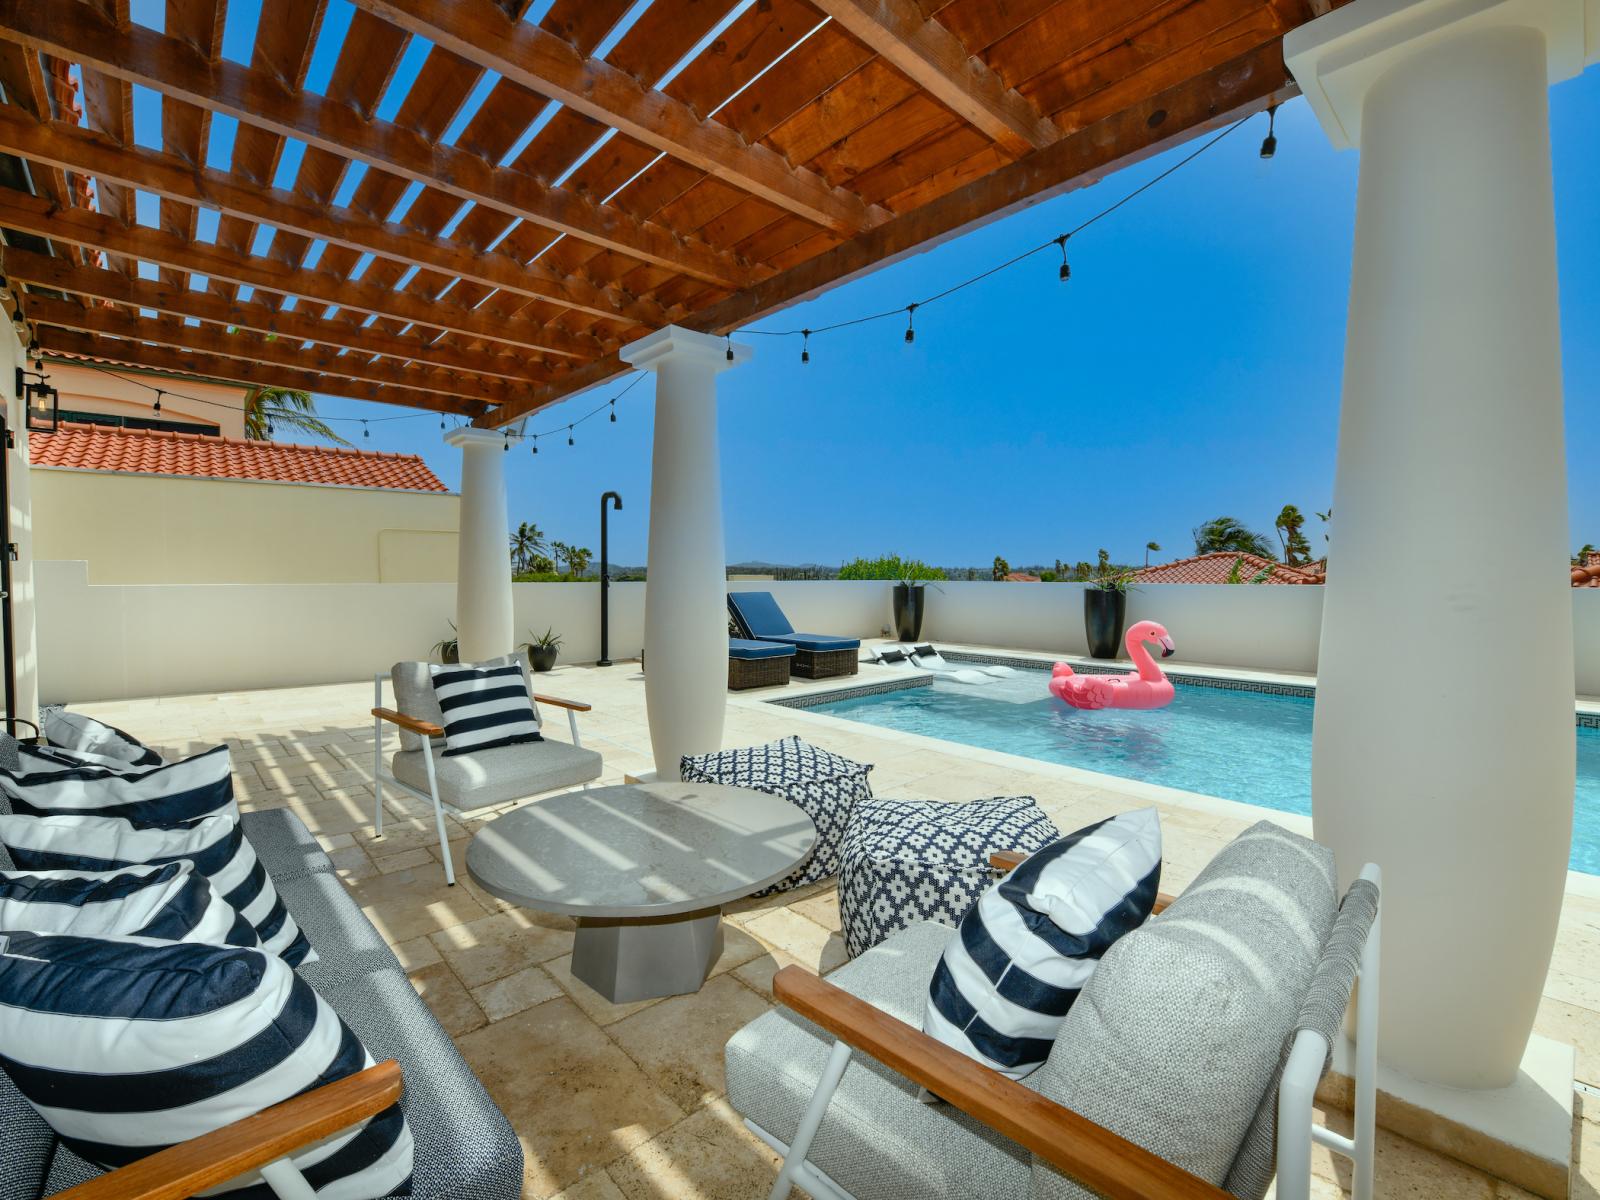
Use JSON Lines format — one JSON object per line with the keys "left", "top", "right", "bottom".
{"left": 597, "top": 491, "right": 623, "bottom": 666}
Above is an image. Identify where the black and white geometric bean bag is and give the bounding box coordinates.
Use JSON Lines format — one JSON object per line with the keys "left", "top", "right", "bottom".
{"left": 838, "top": 795, "right": 1059, "bottom": 959}
{"left": 680, "top": 735, "right": 872, "bottom": 894}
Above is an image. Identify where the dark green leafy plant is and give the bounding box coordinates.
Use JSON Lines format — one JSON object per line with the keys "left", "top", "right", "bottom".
{"left": 1193, "top": 516, "right": 1275, "bottom": 558}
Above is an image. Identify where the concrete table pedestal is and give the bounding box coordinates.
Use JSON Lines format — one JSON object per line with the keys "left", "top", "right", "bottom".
{"left": 466, "top": 782, "right": 816, "bottom": 1004}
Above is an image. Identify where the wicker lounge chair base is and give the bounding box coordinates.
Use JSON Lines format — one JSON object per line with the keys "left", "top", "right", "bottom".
{"left": 730, "top": 655, "right": 793, "bottom": 690}
{"left": 792, "top": 648, "right": 859, "bottom": 680}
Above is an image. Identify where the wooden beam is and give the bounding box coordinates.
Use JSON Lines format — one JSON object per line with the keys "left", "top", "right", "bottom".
{"left": 810, "top": 0, "right": 1060, "bottom": 157}
{"left": 479, "top": 41, "right": 1298, "bottom": 426}
{"left": 0, "top": 107, "right": 673, "bottom": 327}
{"left": 348, "top": 0, "right": 887, "bottom": 236}
{"left": 0, "top": 0, "right": 752, "bottom": 288}
{"left": 25, "top": 295, "right": 536, "bottom": 405}
{"left": 2, "top": 246, "right": 546, "bottom": 384}
{"left": 0, "top": 189, "right": 609, "bottom": 361}
{"left": 35, "top": 327, "right": 489, "bottom": 416}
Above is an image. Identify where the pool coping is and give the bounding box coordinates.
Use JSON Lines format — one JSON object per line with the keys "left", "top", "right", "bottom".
{"left": 760, "top": 648, "right": 1600, "bottom": 897}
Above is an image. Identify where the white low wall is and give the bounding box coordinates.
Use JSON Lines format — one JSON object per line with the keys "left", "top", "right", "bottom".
{"left": 34, "top": 561, "right": 1600, "bottom": 701}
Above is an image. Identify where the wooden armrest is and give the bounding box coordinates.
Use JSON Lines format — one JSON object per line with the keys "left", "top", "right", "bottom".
{"left": 987, "top": 851, "right": 1177, "bottom": 914}
{"left": 371, "top": 707, "right": 444, "bottom": 737}
{"left": 772, "top": 969, "right": 1228, "bottom": 1200}
{"left": 53, "top": 1061, "right": 404, "bottom": 1200}
{"left": 532, "top": 694, "right": 592, "bottom": 712}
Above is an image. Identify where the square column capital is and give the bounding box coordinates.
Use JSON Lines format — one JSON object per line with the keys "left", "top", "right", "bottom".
{"left": 1285, "top": 0, "right": 1598, "bottom": 148}
{"left": 620, "top": 325, "right": 752, "bottom": 374}
{"left": 445, "top": 426, "right": 512, "bottom": 451}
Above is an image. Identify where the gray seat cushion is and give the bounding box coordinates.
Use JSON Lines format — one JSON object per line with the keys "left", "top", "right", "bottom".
{"left": 240, "top": 806, "right": 336, "bottom": 882}
{"left": 725, "top": 921, "right": 1031, "bottom": 1199}
{"left": 392, "top": 737, "right": 602, "bottom": 813}
{"left": 0, "top": 1070, "right": 55, "bottom": 1200}
{"left": 1030, "top": 820, "right": 1339, "bottom": 1200}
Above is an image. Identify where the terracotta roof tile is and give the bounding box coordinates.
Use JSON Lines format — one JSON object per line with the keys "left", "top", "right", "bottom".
{"left": 1131, "top": 552, "right": 1323, "bottom": 585}
{"left": 30, "top": 422, "right": 448, "bottom": 492}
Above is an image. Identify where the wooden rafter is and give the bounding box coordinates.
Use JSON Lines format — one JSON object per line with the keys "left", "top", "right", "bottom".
{"left": 811, "top": 0, "right": 1060, "bottom": 157}
{"left": 25, "top": 295, "right": 543, "bottom": 405}
{"left": 2, "top": 247, "right": 547, "bottom": 384}
{"left": 0, "top": 190, "right": 610, "bottom": 361}
{"left": 0, "top": 108, "right": 676, "bottom": 327}
{"left": 479, "top": 40, "right": 1300, "bottom": 427}
{"left": 35, "top": 326, "right": 489, "bottom": 417}
{"left": 347, "top": 0, "right": 888, "bottom": 236}
{"left": 0, "top": 0, "right": 753, "bottom": 288}
{"left": 156, "top": 0, "right": 223, "bottom": 294}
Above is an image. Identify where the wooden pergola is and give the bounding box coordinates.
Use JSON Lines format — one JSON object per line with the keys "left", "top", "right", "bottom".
{"left": 0, "top": 0, "right": 1334, "bottom": 430}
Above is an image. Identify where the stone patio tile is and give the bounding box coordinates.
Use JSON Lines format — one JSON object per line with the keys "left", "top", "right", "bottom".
{"left": 345, "top": 864, "right": 490, "bottom": 944}
{"left": 375, "top": 846, "right": 436, "bottom": 873}
{"left": 406, "top": 961, "right": 487, "bottom": 1038}
{"left": 604, "top": 1098, "right": 786, "bottom": 1200}
{"left": 732, "top": 944, "right": 804, "bottom": 1000}
{"left": 388, "top": 934, "right": 442, "bottom": 972}
{"left": 455, "top": 998, "right": 686, "bottom": 1199}
{"left": 544, "top": 953, "right": 667, "bottom": 1027}
{"left": 429, "top": 909, "right": 575, "bottom": 988}
{"left": 605, "top": 974, "right": 772, "bottom": 1112}
{"left": 743, "top": 907, "right": 847, "bottom": 976}
{"left": 790, "top": 891, "right": 840, "bottom": 933}
{"left": 473, "top": 964, "right": 563, "bottom": 1022}
{"left": 550, "top": 1170, "right": 628, "bottom": 1200}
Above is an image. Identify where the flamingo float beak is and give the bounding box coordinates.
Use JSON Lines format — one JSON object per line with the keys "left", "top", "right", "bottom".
{"left": 1158, "top": 635, "right": 1176, "bottom": 658}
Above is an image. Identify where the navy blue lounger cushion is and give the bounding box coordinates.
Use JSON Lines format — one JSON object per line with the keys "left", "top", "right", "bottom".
{"left": 762, "top": 633, "right": 861, "bottom": 652}
{"left": 922, "top": 808, "right": 1161, "bottom": 1081}
{"left": 0, "top": 812, "right": 315, "bottom": 966}
{"left": 1, "top": 743, "right": 235, "bottom": 824}
{"left": 729, "top": 638, "right": 796, "bottom": 661}
{"left": 0, "top": 932, "right": 413, "bottom": 1197}
{"left": 728, "top": 593, "right": 862, "bottom": 651}
{"left": 0, "top": 861, "right": 258, "bottom": 947}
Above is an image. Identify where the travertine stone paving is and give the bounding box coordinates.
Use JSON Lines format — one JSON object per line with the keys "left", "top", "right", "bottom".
{"left": 74, "top": 655, "right": 1600, "bottom": 1200}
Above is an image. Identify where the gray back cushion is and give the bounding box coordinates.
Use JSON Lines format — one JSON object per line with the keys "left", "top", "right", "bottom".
{"left": 390, "top": 655, "right": 529, "bottom": 753}
{"left": 1030, "top": 821, "right": 1338, "bottom": 1200}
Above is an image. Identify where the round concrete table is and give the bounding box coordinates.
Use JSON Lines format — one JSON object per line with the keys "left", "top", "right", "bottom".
{"left": 465, "top": 782, "right": 817, "bottom": 1003}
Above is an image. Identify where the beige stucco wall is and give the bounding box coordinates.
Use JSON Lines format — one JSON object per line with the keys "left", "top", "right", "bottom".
{"left": 47, "top": 363, "right": 248, "bottom": 439}
{"left": 31, "top": 468, "right": 460, "bottom": 584}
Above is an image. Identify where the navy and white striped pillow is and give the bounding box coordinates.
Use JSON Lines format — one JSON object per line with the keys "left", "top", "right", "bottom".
{"left": 0, "top": 932, "right": 412, "bottom": 1197}
{"left": 429, "top": 660, "right": 542, "bottom": 757}
{"left": 0, "top": 862, "right": 257, "bottom": 948}
{"left": 0, "top": 813, "right": 315, "bottom": 966}
{"left": 39, "top": 709, "right": 162, "bottom": 768}
{"left": 922, "top": 808, "right": 1161, "bottom": 1081}
{"left": 1, "top": 743, "right": 235, "bottom": 824}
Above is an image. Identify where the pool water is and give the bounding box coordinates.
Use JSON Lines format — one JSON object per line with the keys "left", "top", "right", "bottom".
{"left": 808, "top": 673, "right": 1600, "bottom": 876}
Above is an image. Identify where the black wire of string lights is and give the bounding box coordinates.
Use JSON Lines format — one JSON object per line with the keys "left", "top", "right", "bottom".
{"left": 730, "top": 109, "right": 1265, "bottom": 360}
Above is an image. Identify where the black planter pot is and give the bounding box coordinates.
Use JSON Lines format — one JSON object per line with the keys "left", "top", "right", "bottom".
{"left": 1084, "top": 589, "right": 1127, "bottom": 659}
{"left": 528, "top": 645, "right": 559, "bottom": 673}
{"left": 893, "top": 584, "right": 926, "bottom": 642}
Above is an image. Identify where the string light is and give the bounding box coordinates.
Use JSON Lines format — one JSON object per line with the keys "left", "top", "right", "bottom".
{"left": 800, "top": 330, "right": 810, "bottom": 364}
{"left": 567, "top": 425, "right": 575, "bottom": 447}
{"left": 903, "top": 304, "right": 916, "bottom": 344}
{"left": 1056, "top": 235, "right": 1070, "bottom": 282}
{"left": 502, "top": 429, "right": 510, "bottom": 451}
{"left": 1260, "top": 105, "right": 1278, "bottom": 160}
{"left": 362, "top": 420, "right": 369, "bottom": 439}
{"left": 530, "top": 435, "right": 538, "bottom": 455}
{"left": 609, "top": 399, "right": 616, "bottom": 422}
{"left": 725, "top": 335, "right": 734, "bottom": 363}
{"left": 152, "top": 388, "right": 163, "bottom": 415}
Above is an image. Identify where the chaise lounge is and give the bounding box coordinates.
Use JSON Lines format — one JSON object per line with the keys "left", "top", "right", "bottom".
{"left": 728, "top": 592, "right": 861, "bottom": 681}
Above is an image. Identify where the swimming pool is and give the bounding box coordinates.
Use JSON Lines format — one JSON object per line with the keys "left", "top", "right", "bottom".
{"left": 803, "top": 671, "right": 1600, "bottom": 876}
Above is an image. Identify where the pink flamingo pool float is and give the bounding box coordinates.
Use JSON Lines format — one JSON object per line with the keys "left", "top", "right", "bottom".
{"left": 1050, "top": 620, "right": 1177, "bottom": 710}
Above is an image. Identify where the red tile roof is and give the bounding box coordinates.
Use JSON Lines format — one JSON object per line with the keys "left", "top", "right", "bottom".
{"left": 30, "top": 422, "right": 447, "bottom": 492}
{"left": 1003, "top": 572, "right": 1042, "bottom": 582}
{"left": 1131, "top": 552, "right": 1324, "bottom": 585}
{"left": 1572, "top": 551, "right": 1600, "bottom": 587}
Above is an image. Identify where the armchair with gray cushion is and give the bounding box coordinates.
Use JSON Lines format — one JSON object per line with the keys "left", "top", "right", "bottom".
{"left": 371, "top": 658, "right": 604, "bottom": 884}
{"left": 725, "top": 820, "right": 1381, "bottom": 1200}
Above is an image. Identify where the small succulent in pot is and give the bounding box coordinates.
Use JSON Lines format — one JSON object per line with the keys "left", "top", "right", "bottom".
{"left": 431, "top": 621, "right": 460, "bottom": 665}
{"left": 523, "top": 627, "right": 563, "bottom": 673}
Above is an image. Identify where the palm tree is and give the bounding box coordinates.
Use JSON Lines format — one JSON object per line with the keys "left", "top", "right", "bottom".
{"left": 1144, "top": 541, "right": 1161, "bottom": 566}
{"left": 567, "top": 546, "right": 593, "bottom": 578}
{"left": 550, "top": 540, "right": 572, "bottom": 577}
{"left": 243, "top": 387, "right": 351, "bottom": 445}
{"left": 509, "top": 521, "right": 547, "bottom": 572}
{"left": 1192, "top": 516, "right": 1275, "bottom": 559}
{"left": 1574, "top": 543, "right": 1596, "bottom": 566}
{"left": 1274, "top": 505, "right": 1313, "bottom": 566}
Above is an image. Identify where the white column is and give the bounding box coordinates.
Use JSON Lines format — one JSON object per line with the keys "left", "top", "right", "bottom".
{"left": 1288, "top": 0, "right": 1597, "bottom": 1088}
{"left": 621, "top": 327, "right": 750, "bottom": 777}
{"left": 4, "top": 323, "right": 38, "bottom": 728}
{"left": 445, "top": 427, "right": 514, "bottom": 663}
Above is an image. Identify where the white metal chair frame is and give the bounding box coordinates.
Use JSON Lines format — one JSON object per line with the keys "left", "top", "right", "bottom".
{"left": 754, "top": 863, "right": 1382, "bottom": 1200}
{"left": 371, "top": 673, "right": 588, "bottom": 887}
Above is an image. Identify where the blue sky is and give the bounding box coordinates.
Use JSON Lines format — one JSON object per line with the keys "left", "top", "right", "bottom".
{"left": 116, "top": 2, "right": 1600, "bottom": 569}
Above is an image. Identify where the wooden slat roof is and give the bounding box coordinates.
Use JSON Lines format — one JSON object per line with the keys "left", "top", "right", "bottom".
{"left": 0, "top": 0, "right": 1333, "bottom": 429}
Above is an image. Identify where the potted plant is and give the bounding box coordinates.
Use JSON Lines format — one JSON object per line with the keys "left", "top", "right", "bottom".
{"left": 1083, "top": 557, "right": 1133, "bottom": 659}
{"left": 523, "top": 627, "right": 563, "bottom": 673}
{"left": 431, "top": 621, "right": 459, "bottom": 665}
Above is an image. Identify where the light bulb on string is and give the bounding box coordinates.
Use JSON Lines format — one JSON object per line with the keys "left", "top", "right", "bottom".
{"left": 567, "top": 425, "right": 575, "bottom": 447}
{"left": 1056, "top": 235, "right": 1071, "bottom": 282}
{"left": 362, "top": 421, "right": 370, "bottom": 439}
{"left": 152, "top": 389, "right": 163, "bottom": 415}
{"left": 530, "top": 435, "right": 538, "bottom": 456}
{"left": 502, "top": 430, "right": 510, "bottom": 451}
{"left": 1259, "top": 105, "right": 1278, "bottom": 159}
{"left": 439, "top": 416, "right": 446, "bottom": 431}
{"left": 904, "top": 304, "right": 917, "bottom": 345}
{"left": 725, "top": 335, "right": 734, "bottom": 363}
{"left": 609, "top": 399, "right": 616, "bottom": 423}
{"left": 800, "top": 330, "right": 810, "bottom": 364}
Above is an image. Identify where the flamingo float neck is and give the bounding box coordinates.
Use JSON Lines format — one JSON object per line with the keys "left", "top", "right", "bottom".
{"left": 1127, "top": 628, "right": 1165, "bottom": 682}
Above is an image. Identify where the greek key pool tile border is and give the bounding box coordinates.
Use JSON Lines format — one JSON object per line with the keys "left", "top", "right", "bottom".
{"left": 769, "top": 675, "right": 933, "bottom": 709}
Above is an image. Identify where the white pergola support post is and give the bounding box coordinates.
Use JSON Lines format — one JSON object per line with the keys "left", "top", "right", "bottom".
{"left": 446, "top": 427, "right": 515, "bottom": 663}
{"left": 621, "top": 326, "right": 750, "bottom": 777}
{"left": 4, "top": 323, "right": 39, "bottom": 732}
